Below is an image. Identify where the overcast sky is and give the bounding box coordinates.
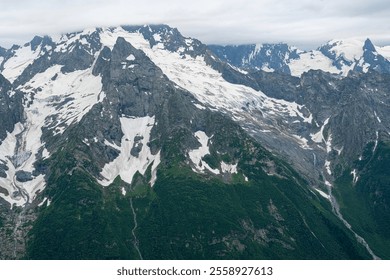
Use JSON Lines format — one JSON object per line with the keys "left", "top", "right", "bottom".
{"left": 0, "top": 0, "right": 389, "bottom": 49}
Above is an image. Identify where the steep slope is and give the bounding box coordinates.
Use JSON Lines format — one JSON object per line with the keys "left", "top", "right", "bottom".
{"left": 0, "top": 24, "right": 386, "bottom": 259}
{"left": 333, "top": 141, "right": 390, "bottom": 259}
{"left": 239, "top": 69, "right": 390, "bottom": 259}
{"left": 24, "top": 36, "right": 368, "bottom": 259}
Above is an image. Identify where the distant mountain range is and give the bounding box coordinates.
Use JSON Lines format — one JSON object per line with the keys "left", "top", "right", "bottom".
{"left": 209, "top": 38, "right": 390, "bottom": 76}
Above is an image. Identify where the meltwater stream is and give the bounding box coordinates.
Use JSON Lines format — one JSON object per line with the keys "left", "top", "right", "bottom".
{"left": 324, "top": 176, "right": 380, "bottom": 259}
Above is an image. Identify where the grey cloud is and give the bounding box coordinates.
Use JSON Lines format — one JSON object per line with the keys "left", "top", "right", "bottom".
{"left": 0, "top": 0, "right": 389, "bottom": 49}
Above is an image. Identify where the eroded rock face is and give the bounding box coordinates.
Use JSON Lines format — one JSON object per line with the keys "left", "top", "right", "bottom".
{"left": 0, "top": 75, "right": 23, "bottom": 142}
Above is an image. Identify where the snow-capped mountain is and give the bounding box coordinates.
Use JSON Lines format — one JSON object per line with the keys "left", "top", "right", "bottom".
{"left": 0, "top": 25, "right": 389, "bottom": 260}
{"left": 209, "top": 38, "right": 390, "bottom": 76}
{"left": 0, "top": 25, "right": 319, "bottom": 208}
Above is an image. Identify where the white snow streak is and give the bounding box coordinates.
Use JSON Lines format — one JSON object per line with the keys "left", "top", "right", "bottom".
{"left": 373, "top": 131, "right": 379, "bottom": 153}
{"left": 38, "top": 197, "right": 48, "bottom": 207}
{"left": 314, "top": 188, "right": 330, "bottom": 200}
{"left": 374, "top": 111, "right": 382, "bottom": 123}
{"left": 150, "top": 153, "right": 161, "bottom": 187}
{"left": 325, "top": 133, "right": 333, "bottom": 153}
{"left": 324, "top": 160, "right": 332, "bottom": 175}
{"left": 351, "top": 169, "right": 359, "bottom": 184}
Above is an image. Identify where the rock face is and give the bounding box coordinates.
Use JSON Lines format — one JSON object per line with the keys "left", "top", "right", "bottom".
{"left": 0, "top": 25, "right": 389, "bottom": 260}
{"left": 0, "top": 75, "right": 23, "bottom": 142}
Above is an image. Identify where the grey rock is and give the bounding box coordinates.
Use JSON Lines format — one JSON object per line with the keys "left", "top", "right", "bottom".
{"left": 0, "top": 74, "right": 24, "bottom": 143}
{"left": 15, "top": 171, "right": 33, "bottom": 182}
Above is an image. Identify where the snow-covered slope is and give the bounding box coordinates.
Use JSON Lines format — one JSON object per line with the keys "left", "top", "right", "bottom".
{"left": 0, "top": 25, "right": 316, "bottom": 207}
{"left": 0, "top": 60, "right": 103, "bottom": 207}
{"left": 1, "top": 44, "right": 44, "bottom": 83}
{"left": 0, "top": 36, "right": 56, "bottom": 83}
{"left": 98, "top": 27, "right": 312, "bottom": 123}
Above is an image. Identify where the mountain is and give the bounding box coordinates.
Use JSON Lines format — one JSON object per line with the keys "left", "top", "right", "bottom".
{"left": 209, "top": 38, "right": 390, "bottom": 76}
{"left": 0, "top": 25, "right": 389, "bottom": 259}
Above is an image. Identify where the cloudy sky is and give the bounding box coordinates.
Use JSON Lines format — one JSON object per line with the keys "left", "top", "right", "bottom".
{"left": 0, "top": 0, "right": 389, "bottom": 49}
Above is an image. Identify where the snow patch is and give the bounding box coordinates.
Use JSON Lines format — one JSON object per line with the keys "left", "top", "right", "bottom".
{"left": 325, "top": 160, "right": 332, "bottom": 175}
{"left": 310, "top": 117, "right": 330, "bottom": 143}
{"left": 221, "top": 162, "right": 238, "bottom": 174}
{"left": 54, "top": 29, "right": 96, "bottom": 53}
{"left": 315, "top": 188, "right": 330, "bottom": 200}
{"left": 261, "top": 65, "right": 275, "bottom": 73}
{"left": 99, "top": 27, "right": 150, "bottom": 51}
{"left": 82, "top": 138, "right": 89, "bottom": 146}
{"left": 188, "top": 131, "right": 220, "bottom": 175}
{"left": 153, "top": 34, "right": 161, "bottom": 42}
{"left": 289, "top": 50, "right": 341, "bottom": 77}
{"left": 126, "top": 54, "right": 136, "bottom": 61}
{"left": 324, "top": 180, "right": 332, "bottom": 187}
{"left": 41, "top": 148, "right": 50, "bottom": 159}
{"left": 98, "top": 116, "right": 161, "bottom": 187}
{"left": 351, "top": 169, "right": 359, "bottom": 184}
{"left": 185, "top": 38, "right": 193, "bottom": 46}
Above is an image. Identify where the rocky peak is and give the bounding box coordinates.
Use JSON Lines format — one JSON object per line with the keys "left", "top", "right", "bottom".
{"left": 363, "top": 38, "right": 376, "bottom": 52}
